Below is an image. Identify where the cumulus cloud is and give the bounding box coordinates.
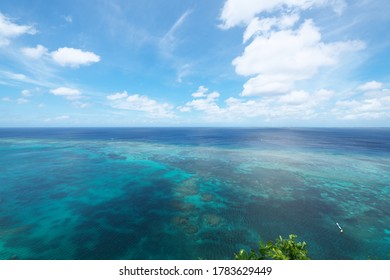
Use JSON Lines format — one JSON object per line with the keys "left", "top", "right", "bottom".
{"left": 234, "top": 19, "right": 365, "bottom": 96}
{"left": 0, "top": 12, "right": 36, "bottom": 46}
{"left": 333, "top": 81, "right": 390, "bottom": 120}
{"left": 334, "top": 98, "right": 390, "bottom": 120}
{"left": 51, "top": 47, "right": 100, "bottom": 67}
{"left": 357, "top": 81, "right": 383, "bottom": 92}
{"left": 50, "top": 87, "right": 82, "bottom": 100}
{"left": 241, "top": 74, "right": 296, "bottom": 96}
{"left": 219, "top": 0, "right": 346, "bottom": 29}
{"left": 191, "top": 86, "right": 209, "bottom": 98}
{"left": 279, "top": 89, "right": 334, "bottom": 106}
{"left": 226, "top": 88, "right": 334, "bottom": 120}
{"left": 106, "top": 91, "right": 175, "bottom": 118}
{"left": 179, "top": 85, "right": 336, "bottom": 123}
{"left": 106, "top": 92, "right": 128, "bottom": 100}
{"left": 21, "top": 44, "right": 48, "bottom": 59}
{"left": 243, "top": 13, "right": 300, "bottom": 43}
{"left": 179, "top": 86, "right": 223, "bottom": 114}
{"left": 278, "top": 90, "right": 310, "bottom": 105}
{"left": 218, "top": 0, "right": 364, "bottom": 120}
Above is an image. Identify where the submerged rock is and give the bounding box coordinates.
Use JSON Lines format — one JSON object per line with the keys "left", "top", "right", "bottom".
{"left": 200, "top": 193, "right": 214, "bottom": 202}
{"left": 171, "top": 216, "right": 189, "bottom": 226}
{"left": 170, "top": 201, "right": 196, "bottom": 212}
{"left": 171, "top": 216, "right": 199, "bottom": 235}
{"left": 203, "top": 214, "right": 222, "bottom": 227}
{"left": 175, "top": 178, "right": 199, "bottom": 196}
{"left": 184, "top": 224, "right": 199, "bottom": 235}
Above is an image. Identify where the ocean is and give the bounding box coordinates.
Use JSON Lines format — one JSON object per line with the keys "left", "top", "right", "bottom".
{"left": 0, "top": 127, "right": 389, "bottom": 260}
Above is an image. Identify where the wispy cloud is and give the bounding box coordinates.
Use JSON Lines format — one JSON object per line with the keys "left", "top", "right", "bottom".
{"left": 0, "top": 70, "right": 54, "bottom": 88}
{"left": 160, "top": 10, "right": 192, "bottom": 56}
{"left": 0, "top": 12, "right": 36, "bottom": 46}
{"left": 16, "top": 97, "right": 29, "bottom": 104}
{"left": 64, "top": 15, "right": 73, "bottom": 23}
{"left": 45, "top": 115, "right": 71, "bottom": 122}
{"left": 97, "top": 1, "right": 155, "bottom": 47}
{"left": 21, "top": 45, "right": 48, "bottom": 59}
{"left": 176, "top": 63, "right": 192, "bottom": 83}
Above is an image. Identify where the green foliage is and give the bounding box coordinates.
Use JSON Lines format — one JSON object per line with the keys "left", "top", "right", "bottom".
{"left": 235, "top": 234, "right": 310, "bottom": 260}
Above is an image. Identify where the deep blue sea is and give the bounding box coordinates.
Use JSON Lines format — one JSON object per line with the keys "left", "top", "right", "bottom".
{"left": 0, "top": 128, "right": 389, "bottom": 260}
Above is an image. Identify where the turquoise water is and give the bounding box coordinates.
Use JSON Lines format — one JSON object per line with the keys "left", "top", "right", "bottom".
{"left": 0, "top": 128, "right": 389, "bottom": 259}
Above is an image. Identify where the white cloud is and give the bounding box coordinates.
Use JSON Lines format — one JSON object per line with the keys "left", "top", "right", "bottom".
{"left": 16, "top": 98, "right": 29, "bottom": 104}
{"left": 219, "top": 0, "right": 347, "bottom": 29}
{"left": 160, "top": 10, "right": 192, "bottom": 56}
{"left": 243, "top": 13, "right": 300, "bottom": 43}
{"left": 314, "top": 89, "right": 335, "bottom": 101}
{"left": 21, "top": 89, "right": 32, "bottom": 97}
{"left": 234, "top": 19, "right": 365, "bottom": 96}
{"left": 277, "top": 88, "right": 334, "bottom": 107}
{"left": 357, "top": 81, "right": 383, "bottom": 91}
{"left": 226, "top": 88, "right": 334, "bottom": 120}
{"left": 64, "top": 15, "right": 73, "bottom": 23}
{"left": 179, "top": 86, "right": 337, "bottom": 123}
{"left": 224, "top": 97, "right": 266, "bottom": 118}
{"left": 278, "top": 90, "right": 310, "bottom": 105}
{"left": 1, "top": 71, "right": 28, "bottom": 81}
{"left": 241, "top": 74, "right": 296, "bottom": 96}
{"left": 106, "top": 92, "right": 128, "bottom": 100}
{"left": 106, "top": 91, "right": 175, "bottom": 118}
{"left": 21, "top": 45, "right": 48, "bottom": 59}
{"left": 333, "top": 83, "right": 390, "bottom": 120}
{"left": 1, "top": 97, "right": 12, "bottom": 102}
{"left": 51, "top": 47, "right": 100, "bottom": 67}
{"left": 45, "top": 115, "right": 71, "bottom": 122}
{"left": 0, "top": 12, "right": 36, "bottom": 46}
{"left": 72, "top": 101, "right": 89, "bottom": 108}
{"left": 192, "top": 86, "right": 209, "bottom": 98}
{"left": 185, "top": 93, "right": 220, "bottom": 112}
{"left": 56, "top": 115, "right": 70, "bottom": 120}
{"left": 50, "top": 87, "right": 82, "bottom": 100}
{"left": 181, "top": 87, "right": 222, "bottom": 114}
{"left": 176, "top": 63, "right": 192, "bottom": 83}
{"left": 177, "top": 106, "right": 191, "bottom": 112}
{"left": 334, "top": 99, "right": 390, "bottom": 120}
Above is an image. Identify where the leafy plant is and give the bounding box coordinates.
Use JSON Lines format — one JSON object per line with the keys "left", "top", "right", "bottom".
{"left": 235, "top": 234, "right": 310, "bottom": 260}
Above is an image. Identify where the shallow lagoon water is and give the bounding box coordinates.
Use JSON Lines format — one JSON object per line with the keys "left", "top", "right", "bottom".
{"left": 0, "top": 128, "right": 389, "bottom": 259}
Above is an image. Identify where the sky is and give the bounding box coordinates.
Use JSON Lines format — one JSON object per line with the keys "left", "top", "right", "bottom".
{"left": 0, "top": 0, "right": 389, "bottom": 127}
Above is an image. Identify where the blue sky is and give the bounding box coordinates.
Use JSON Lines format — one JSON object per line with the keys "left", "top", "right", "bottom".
{"left": 0, "top": 0, "right": 389, "bottom": 127}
